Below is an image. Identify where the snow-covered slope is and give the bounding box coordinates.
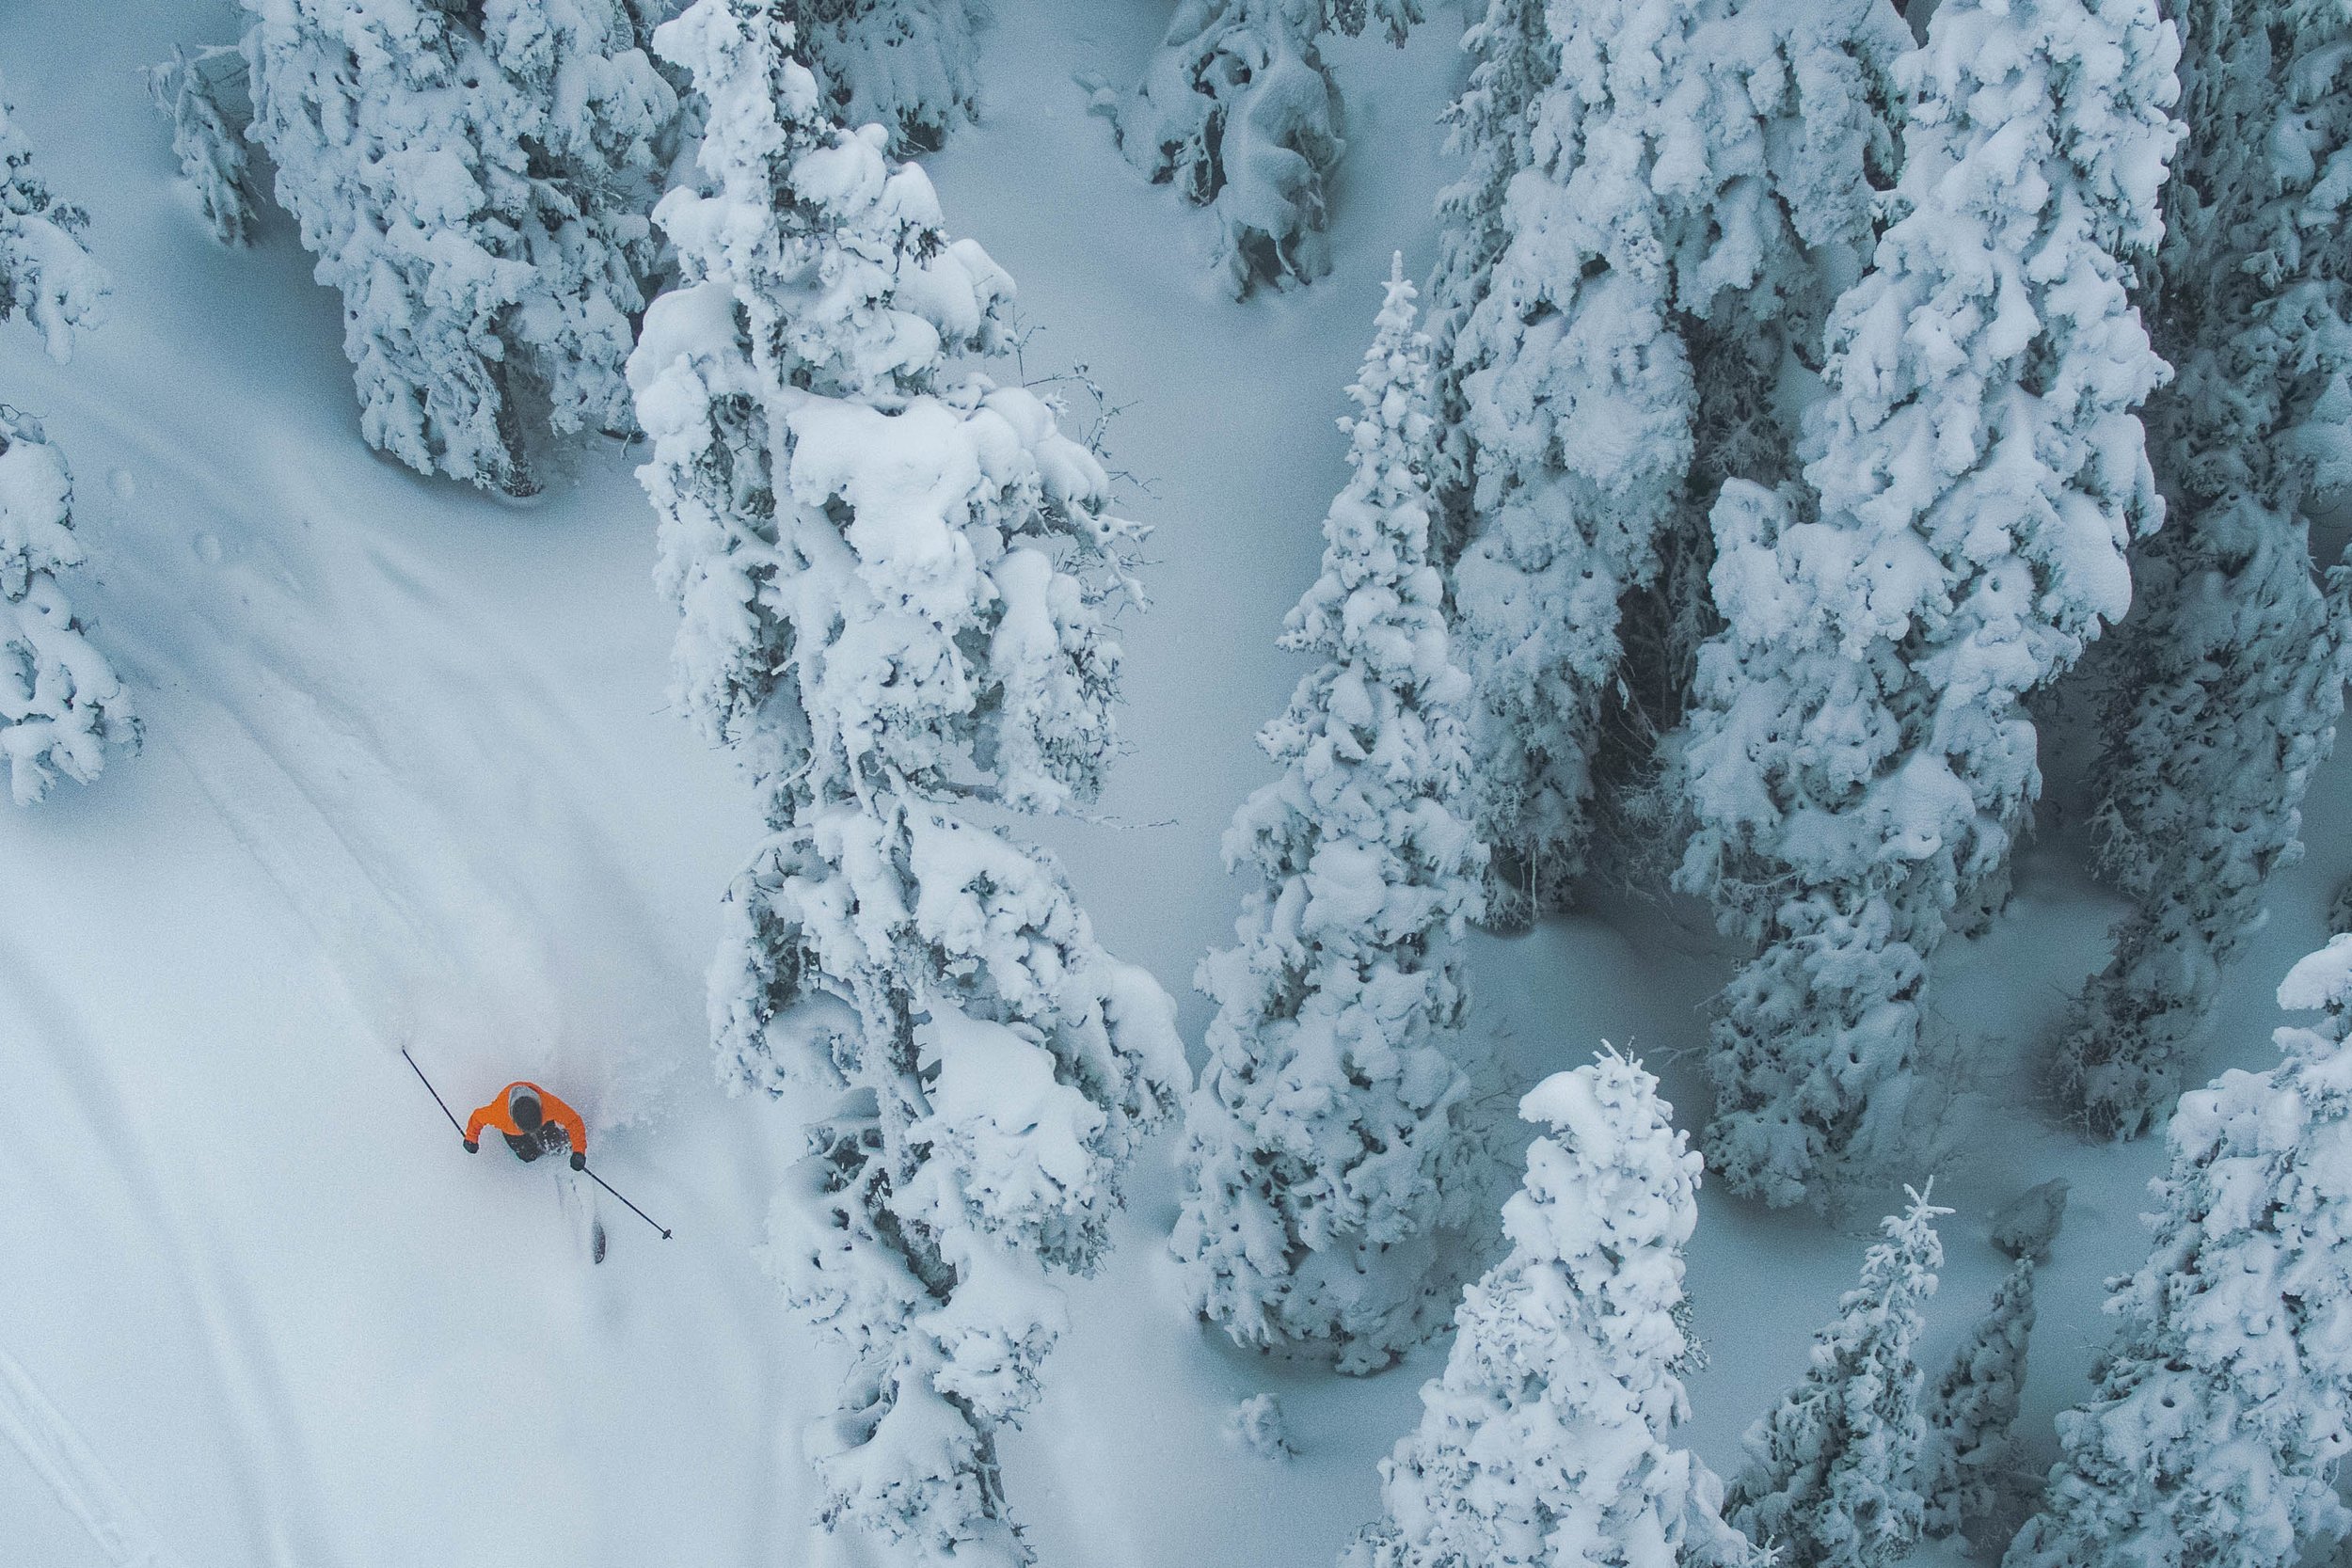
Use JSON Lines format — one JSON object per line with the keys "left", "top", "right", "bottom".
{"left": 3, "top": 3, "right": 2346, "bottom": 1567}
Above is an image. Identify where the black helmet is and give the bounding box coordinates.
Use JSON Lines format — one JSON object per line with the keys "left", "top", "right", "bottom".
{"left": 509, "top": 1087, "right": 544, "bottom": 1132}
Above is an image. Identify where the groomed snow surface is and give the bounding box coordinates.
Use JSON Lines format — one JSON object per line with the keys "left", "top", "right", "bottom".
{"left": 2, "top": 3, "right": 2344, "bottom": 1566}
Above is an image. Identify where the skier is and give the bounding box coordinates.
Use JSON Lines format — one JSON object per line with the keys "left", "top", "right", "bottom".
{"left": 463, "top": 1082, "right": 587, "bottom": 1170}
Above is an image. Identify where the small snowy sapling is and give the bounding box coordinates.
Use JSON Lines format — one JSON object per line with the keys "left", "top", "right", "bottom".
{"left": 1921, "top": 1255, "right": 2037, "bottom": 1544}
{"left": 1724, "top": 1188, "right": 1948, "bottom": 1568}
{"left": 147, "top": 45, "right": 259, "bottom": 246}
{"left": 1227, "top": 1393, "right": 1295, "bottom": 1461}
{"left": 1987, "top": 1179, "right": 2068, "bottom": 1263}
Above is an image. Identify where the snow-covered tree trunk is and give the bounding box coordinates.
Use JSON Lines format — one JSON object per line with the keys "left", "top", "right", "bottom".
{"left": 1440, "top": 0, "right": 1904, "bottom": 929}
{"left": 1674, "top": 0, "right": 2180, "bottom": 1205}
{"left": 1724, "top": 1189, "right": 1948, "bottom": 1568}
{"left": 2052, "top": 0, "right": 2352, "bottom": 1141}
{"left": 1171, "top": 259, "right": 1486, "bottom": 1373}
{"left": 1109, "top": 0, "right": 1421, "bottom": 296}
{"left": 2005, "top": 934, "right": 2352, "bottom": 1568}
{"left": 1921, "top": 1255, "right": 2036, "bottom": 1544}
{"left": 628, "top": 6, "right": 1182, "bottom": 1561}
{"left": 788, "top": 0, "right": 986, "bottom": 153}
{"left": 147, "top": 45, "right": 259, "bottom": 246}
{"left": 0, "top": 73, "right": 134, "bottom": 804}
{"left": 241, "top": 0, "right": 676, "bottom": 495}
{"left": 1346, "top": 1049, "right": 1755, "bottom": 1568}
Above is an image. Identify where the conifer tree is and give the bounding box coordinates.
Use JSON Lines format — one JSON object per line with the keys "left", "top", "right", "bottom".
{"left": 1920, "top": 1255, "right": 2036, "bottom": 1544}
{"left": 1172, "top": 259, "right": 1485, "bottom": 1372}
{"left": 1347, "top": 1050, "right": 1754, "bottom": 1568}
{"left": 2007, "top": 934, "right": 2352, "bottom": 1568}
{"left": 1422, "top": 0, "right": 1547, "bottom": 560}
{"left": 147, "top": 45, "right": 259, "bottom": 247}
{"left": 1111, "top": 0, "right": 1422, "bottom": 295}
{"left": 2054, "top": 0, "right": 2352, "bottom": 1140}
{"left": 1724, "top": 1190, "right": 1947, "bottom": 1568}
{"left": 1675, "top": 0, "right": 2180, "bottom": 1204}
{"left": 1989, "top": 1178, "right": 2069, "bottom": 1262}
{"left": 1439, "top": 0, "right": 1904, "bottom": 928}
{"left": 0, "top": 76, "right": 106, "bottom": 361}
{"left": 0, "top": 73, "right": 133, "bottom": 804}
{"left": 241, "top": 0, "right": 677, "bottom": 494}
{"left": 628, "top": 6, "right": 1182, "bottom": 1561}
{"left": 789, "top": 0, "right": 986, "bottom": 153}
{"left": 1629, "top": 0, "right": 1909, "bottom": 814}
{"left": 0, "top": 410, "right": 135, "bottom": 806}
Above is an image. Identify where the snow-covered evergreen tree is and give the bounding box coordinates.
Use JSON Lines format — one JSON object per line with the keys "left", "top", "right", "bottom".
{"left": 147, "top": 45, "right": 259, "bottom": 246}
{"left": 1228, "top": 1392, "right": 1295, "bottom": 1461}
{"left": 1441, "top": 0, "right": 1905, "bottom": 928}
{"left": 1624, "top": 0, "right": 1910, "bottom": 854}
{"left": 725, "top": 804, "right": 1181, "bottom": 1566}
{"left": 1109, "top": 0, "right": 1421, "bottom": 296}
{"left": 1346, "top": 1049, "right": 1754, "bottom": 1568}
{"left": 240, "top": 0, "right": 677, "bottom": 494}
{"left": 2053, "top": 0, "right": 2352, "bottom": 1141}
{"left": 0, "top": 409, "right": 135, "bottom": 807}
{"left": 1921, "top": 1255, "right": 2036, "bottom": 1544}
{"left": 789, "top": 0, "right": 985, "bottom": 153}
{"left": 1171, "top": 259, "right": 1486, "bottom": 1373}
{"left": 628, "top": 5, "right": 1183, "bottom": 1562}
{"left": 1724, "top": 1189, "right": 1947, "bottom": 1568}
{"left": 0, "top": 74, "right": 107, "bottom": 361}
{"left": 1422, "top": 0, "right": 1547, "bottom": 560}
{"left": 2006, "top": 933, "right": 2352, "bottom": 1568}
{"left": 1674, "top": 0, "right": 2181, "bottom": 1204}
{"left": 0, "top": 74, "right": 134, "bottom": 806}
{"left": 1989, "top": 1178, "right": 2068, "bottom": 1262}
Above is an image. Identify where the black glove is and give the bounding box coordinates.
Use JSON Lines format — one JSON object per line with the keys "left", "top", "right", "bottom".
{"left": 463, "top": 1139, "right": 479, "bottom": 1153}
{"left": 570, "top": 1150, "right": 586, "bottom": 1171}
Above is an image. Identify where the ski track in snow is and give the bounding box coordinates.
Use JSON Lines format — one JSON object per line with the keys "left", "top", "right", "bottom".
{"left": 47, "top": 380, "right": 693, "bottom": 1120}
{"left": 0, "top": 937, "right": 340, "bottom": 1568}
{"left": 0, "top": 1346, "right": 192, "bottom": 1568}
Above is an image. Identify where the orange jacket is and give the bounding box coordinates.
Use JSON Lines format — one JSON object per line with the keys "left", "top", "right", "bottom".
{"left": 465, "top": 1082, "right": 587, "bottom": 1155}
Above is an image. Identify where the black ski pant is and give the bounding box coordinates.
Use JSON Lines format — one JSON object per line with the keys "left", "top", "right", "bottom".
{"left": 503, "top": 1124, "right": 570, "bottom": 1163}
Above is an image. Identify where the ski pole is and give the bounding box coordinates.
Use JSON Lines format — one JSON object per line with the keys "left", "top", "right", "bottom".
{"left": 582, "top": 1166, "right": 673, "bottom": 1240}
{"left": 403, "top": 1047, "right": 468, "bottom": 1142}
